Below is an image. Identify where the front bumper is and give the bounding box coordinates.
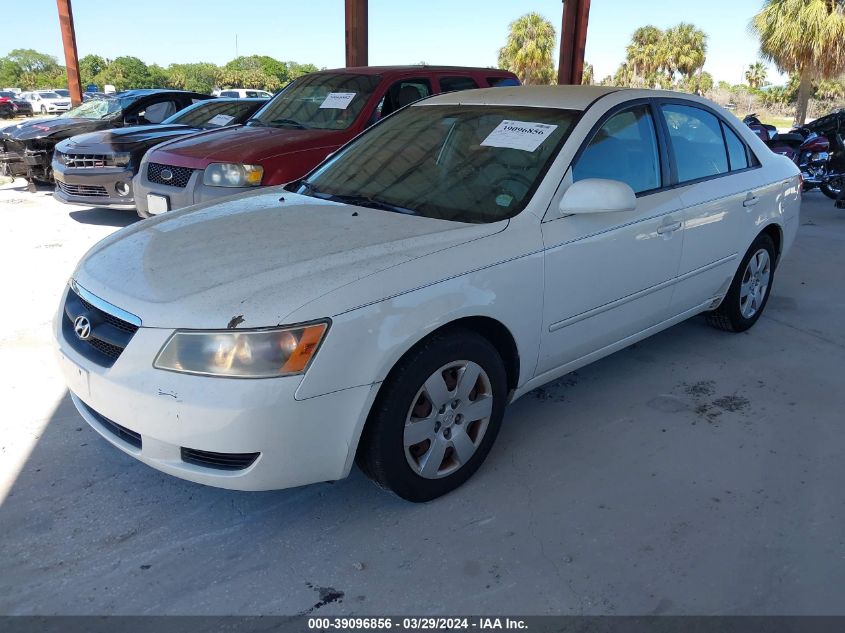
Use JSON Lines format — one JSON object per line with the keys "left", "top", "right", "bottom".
{"left": 54, "top": 295, "right": 377, "bottom": 491}
{"left": 133, "top": 161, "right": 258, "bottom": 217}
{"left": 53, "top": 161, "right": 137, "bottom": 210}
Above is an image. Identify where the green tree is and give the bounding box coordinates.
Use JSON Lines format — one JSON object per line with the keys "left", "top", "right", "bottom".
{"left": 95, "top": 56, "right": 152, "bottom": 90}
{"left": 5, "top": 48, "right": 61, "bottom": 88}
{"left": 0, "top": 58, "right": 21, "bottom": 87}
{"left": 287, "top": 61, "right": 320, "bottom": 81}
{"left": 744, "top": 61, "right": 768, "bottom": 88}
{"left": 497, "top": 12, "right": 556, "bottom": 85}
{"left": 664, "top": 23, "right": 708, "bottom": 80}
{"left": 166, "top": 62, "right": 219, "bottom": 93}
{"left": 222, "top": 55, "right": 289, "bottom": 89}
{"left": 752, "top": 0, "right": 845, "bottom": 124}
{"left": 78, "top": 54, "right": 106, "bottom": 86}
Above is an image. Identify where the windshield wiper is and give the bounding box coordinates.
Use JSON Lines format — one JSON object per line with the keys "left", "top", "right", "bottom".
{"left": 325, "top": 193, "right": 418, "bottom": 216}
{"left": 268, "top": 118, "right": 309, "bottom": 129}
{"left": 245, "top": 119, "right": 267, "bottom": 127}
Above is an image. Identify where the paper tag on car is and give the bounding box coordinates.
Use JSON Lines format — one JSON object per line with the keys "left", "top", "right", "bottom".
{"left": 207, "top": 114, "right": 234, "bottom": 127}
{"left": 319, "top": 92, "right": 356, "bottom": 109}
{"left": 481, "top": 120, "right": 558, "bottom": 152}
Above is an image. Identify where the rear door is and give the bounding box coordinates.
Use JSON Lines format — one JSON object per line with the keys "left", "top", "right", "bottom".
{"left": 656, "top": 101, "right": 776, "bottom": 314}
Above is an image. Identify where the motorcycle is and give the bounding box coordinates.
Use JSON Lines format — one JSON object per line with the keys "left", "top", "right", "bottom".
{"left": 743, "top": 114, "right": 840, "bottom": 199}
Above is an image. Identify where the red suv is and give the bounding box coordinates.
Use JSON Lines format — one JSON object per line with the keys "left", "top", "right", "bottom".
{"left": 133, "top": 66, "right": 520, "bottom": 217}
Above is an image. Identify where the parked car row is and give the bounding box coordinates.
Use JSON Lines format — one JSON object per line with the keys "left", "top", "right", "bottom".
{"left": 0, "top": 90, "right": 34, "bottom": 118}
{"left": 49, "top": 66, "right": 802, "bottom": 500}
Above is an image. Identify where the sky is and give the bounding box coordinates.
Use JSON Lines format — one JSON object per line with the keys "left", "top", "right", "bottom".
{"left": 3, "top": 0, "right": 786, "bottom": 86}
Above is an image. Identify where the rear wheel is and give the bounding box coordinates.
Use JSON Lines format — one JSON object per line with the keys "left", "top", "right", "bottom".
{"left": 820, "top": 178, "right": 842, "bottom": 200}
{"left": 706, "top": 233, "right": 776, "bottom": 332}
{"left": 356, "top": 329, "right": 507, "bottom": 502}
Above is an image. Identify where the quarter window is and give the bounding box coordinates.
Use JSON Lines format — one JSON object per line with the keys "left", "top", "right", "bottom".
{"left": 573, "top": 105, "right": 661, "bottom": 194}
{"left": 661, "top": 104, "right": 728, "bottom": 182}
{"left": 722, "top": 123, "right": 749, "bottom": 171}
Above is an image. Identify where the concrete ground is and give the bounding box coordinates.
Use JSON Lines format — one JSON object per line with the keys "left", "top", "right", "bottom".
{"left": 0, "top": 179, "right": 843, "bottom": 616}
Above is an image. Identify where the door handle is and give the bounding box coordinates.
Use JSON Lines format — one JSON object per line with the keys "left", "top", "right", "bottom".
{"left": 743, "top": 192, "right": 760, "bottom": 207}
{"left": 657, "top": 221, "right": 682, "bottom": 235}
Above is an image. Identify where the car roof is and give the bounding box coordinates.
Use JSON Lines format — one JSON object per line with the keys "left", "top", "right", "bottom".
{"left": 418, "top": 85, "right": 620, "bottom": 110}
{"left": 319, "top": 65, "right": 517, "bottom": 77}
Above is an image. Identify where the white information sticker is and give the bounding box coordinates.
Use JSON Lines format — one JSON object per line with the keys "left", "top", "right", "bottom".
{"left": 319, "top": 92, "right": 357, "bottom": 109}
{"left": 207, "top": 113, "right": 235, "bottom": 127}
{"left": 480, "top": 120, "right": 558, "bottom": 152}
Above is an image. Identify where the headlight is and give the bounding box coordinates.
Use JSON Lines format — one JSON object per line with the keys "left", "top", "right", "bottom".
{"left": 203, "top": 162, "right": 263, "bottom": 187}
{"left": 154, "top": 321, "right": 328, "bottom": 378}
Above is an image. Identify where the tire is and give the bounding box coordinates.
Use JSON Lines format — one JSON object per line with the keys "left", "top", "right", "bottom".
{"left": 706, "top": 233, "right": 776, "bottom": 332}
{"left": 820, "top": 181, "right": 842, "bottom": 200}
{"left": 40, "top": 105, "right": 47, "bottom": 114}
{"left": 356, "top": 328, "right": 508, "bottom": 502}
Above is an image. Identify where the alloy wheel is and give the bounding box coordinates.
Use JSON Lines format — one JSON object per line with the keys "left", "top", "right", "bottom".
{"left": 403, "top": 360, "right": 493, "bottom": 479}
{"left": 739, "top": 248, "right": 771, "bottom": 319}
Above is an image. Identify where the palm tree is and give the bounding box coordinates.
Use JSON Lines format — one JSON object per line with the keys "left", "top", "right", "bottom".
{"left": 498, "top": 13, "right": 557, "bottom": 85}
{"left": 582, "top": 62, "right": 594, "bottom": 85}
{"left": 752, "top": 0, "right": 845, "bottom": 125}
{"left": 664, "top": 23, "right": 708, "bottom": 80}
{"left": 626, "top": 25, "right": 665, "bottom": 80}
{"left": 745, "top": 61, "right": 768, "bottom": 88}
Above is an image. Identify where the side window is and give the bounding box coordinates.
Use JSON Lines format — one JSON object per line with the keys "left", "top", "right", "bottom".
{"left": 378, "top": 79, "right": 432, "bottom": 119}
{"left": 573, "top": 105, "right": 661, "bottom": 194}
{"left": 439, "top": 76, "right": 478, "bottom": 93}
{"left": 661, "top": 104, "right": 728, "bottom": 182}
{"left": 487, "top": 77, "right": 520, "bottom": 87}
{"left": 722, "top": 123, "right": 749, "bottom": 171}
{"left": 220, "top": 91, "right": 236, "bottom": 98}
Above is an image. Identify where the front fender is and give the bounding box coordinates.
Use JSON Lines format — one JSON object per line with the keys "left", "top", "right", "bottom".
{"left": 294, "top": 249, "right": 544, "bottom": 401}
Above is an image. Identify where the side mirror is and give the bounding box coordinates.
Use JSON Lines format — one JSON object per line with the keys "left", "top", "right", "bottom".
{"left": 559, "top": 178, "right": 637, "bottom": 215}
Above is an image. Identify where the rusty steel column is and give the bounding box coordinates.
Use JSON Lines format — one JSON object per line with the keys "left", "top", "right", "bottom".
{"left": 345, "top": 0, "right": 368, "bottom": 67}
{"left": 558, "top": 0, "right": 591, "bottom": 85}
{"left": 56, "top": 0, "right": 82, "bottom": 105}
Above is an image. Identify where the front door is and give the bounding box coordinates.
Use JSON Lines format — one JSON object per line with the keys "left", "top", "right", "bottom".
{"left": 537, "top": 103, "right": 685, "bottom": 375}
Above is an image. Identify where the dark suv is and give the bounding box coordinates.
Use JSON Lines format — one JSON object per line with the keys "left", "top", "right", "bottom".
{"left": 133, "top": 66, "right": 520, "bottom": 217}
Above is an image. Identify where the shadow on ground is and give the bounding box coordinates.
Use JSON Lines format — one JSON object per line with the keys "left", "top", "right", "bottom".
{"left": 69, "top": 208, "right": 138, "bottom": 228}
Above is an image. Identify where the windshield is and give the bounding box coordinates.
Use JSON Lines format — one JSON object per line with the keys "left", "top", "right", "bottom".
{"left": 61, "top": 98, "right": 122, "bottom": 120}
{"left": 164, "top": 100, "right": 262, "bottom": 128}
{"left": 246, "top": 73, "right": 380, "bottom": 131}
{"left": 294, "top": 105, "right": 578, "bottom": 224}
{"left": 37, "top": 92, "right": 61, "bottom": 99}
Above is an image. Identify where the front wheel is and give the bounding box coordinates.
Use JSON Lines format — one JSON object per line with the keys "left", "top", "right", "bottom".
{"left": 40, "top": 105, "right": 47, "bottom": 114}
{"left": 706, "top": 233, "right": 776, "bottom": 332}
{"left": 356, "top": 329, "right": 508, "bottom": 502}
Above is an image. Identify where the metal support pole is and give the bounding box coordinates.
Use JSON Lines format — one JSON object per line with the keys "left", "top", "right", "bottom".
{"left": 345, "top": 0, "right": 368, "bottom": 67}
{"left": 56, "top": 0, "right": 82, "bottom": 105}
{"left": 558, "top": 0, "right": 591, "bottom": 85}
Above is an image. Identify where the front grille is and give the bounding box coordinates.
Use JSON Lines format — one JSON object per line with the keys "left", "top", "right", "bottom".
{"left": 57, "top": 181, "right": 109, "bottom": 197}
{"left": 77, "top": 400, "right": 142, "bottom": 449}
{"left": 58, "top": 152, "right": 116, "bottom": 168}
{"left": 147, "top": 162, "right": 193, "bottom": 188}
{"left": 63, "top": 285, "right": 140, "bottom": 368}
{"left": 181, "top": 447, "right": 260, "bottom": 471}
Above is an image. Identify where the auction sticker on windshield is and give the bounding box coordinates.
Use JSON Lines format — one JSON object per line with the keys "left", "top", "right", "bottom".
{"left": 319, "top": 92, "right": 356, "bottom": 109}
{"left": 481, "top": 120, "right": 558, "bottom": 152}
{"left": 207, "top": 114, "right": 235, "bottom": 127}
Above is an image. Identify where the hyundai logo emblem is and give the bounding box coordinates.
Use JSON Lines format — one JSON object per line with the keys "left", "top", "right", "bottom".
{"left": 73, "top": 315, "right": 91, "bottom": 340}
{"left": 160, "top": 168, "right": 173, "bottom": 181}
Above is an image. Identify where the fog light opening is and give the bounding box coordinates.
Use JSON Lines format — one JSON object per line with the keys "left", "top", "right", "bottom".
{"left": 115, "top": 181, "right": 130, "bottom": 197}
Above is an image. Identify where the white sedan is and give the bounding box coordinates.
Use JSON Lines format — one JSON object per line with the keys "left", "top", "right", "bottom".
{"left": 55, "top": 86, "right": 801, "bottom": 501}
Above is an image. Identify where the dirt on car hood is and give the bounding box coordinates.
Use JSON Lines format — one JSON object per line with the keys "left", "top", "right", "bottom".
{"left": 73, "top": 190, "right": 505, "bottom": 329}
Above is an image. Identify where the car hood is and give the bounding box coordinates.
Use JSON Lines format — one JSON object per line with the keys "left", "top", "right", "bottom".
{"left": 1, "top": 117, "right": 115, "bottom": 142}
{"left": 149, "top": 126, "right": 342, "bottom": 168}
{"left": 58, "top": 124, "right": 201, "bottom": 152}
{"left": 73, "top": 190, "right": 506, "bottom": 329}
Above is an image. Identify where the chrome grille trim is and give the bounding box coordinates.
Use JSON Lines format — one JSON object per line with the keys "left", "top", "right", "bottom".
{"left": 71, "top": 280, "right": 142, "bottom": 327}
